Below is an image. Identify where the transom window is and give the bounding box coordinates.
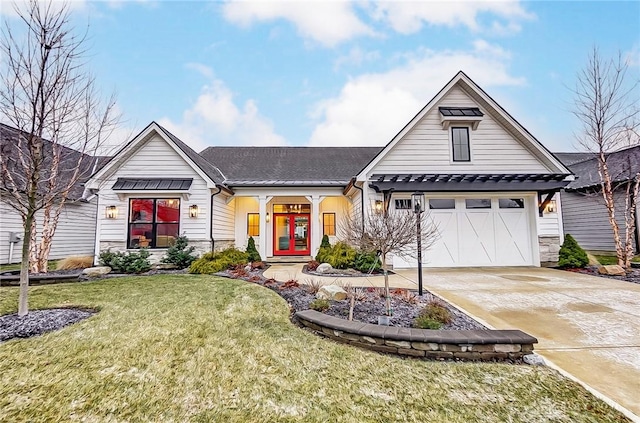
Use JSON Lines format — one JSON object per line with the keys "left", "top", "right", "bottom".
{"left": 128, "top": 198, "right": 179, "bottom": 249}
{"left": 465, "top": 199, "right": 491, "bottom": 209}
{"left": 394, "top": 199, "right": 412, "bottom": 210}
{"left": 247, "top": 213, "right": 260, "bottom": 236}
{"left": 429, "top": 199, "right": 456, "bottom": 210}
{"left": 452, "top": 127, "right": 470, "bottom": 162}
{"left": 323, "top": 213, "right": 336, "bottom": 236}
{"left": 499, "top": 198, "right": 525, "bottom": 209}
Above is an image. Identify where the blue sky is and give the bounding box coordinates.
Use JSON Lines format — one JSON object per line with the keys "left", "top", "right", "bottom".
{"left": 2, "top": 1, "right": 639, "bottom": 153}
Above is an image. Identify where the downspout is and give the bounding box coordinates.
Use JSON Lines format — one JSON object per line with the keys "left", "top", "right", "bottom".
{"left": 352, "top": 181, "right": 365, "bottom": 231}
{"left": 92, "top": 193, "right": 100, "bottom": 265}
{"left": 210, "top": 185, "right": 223, "bottom": 252}
{"left": 632, "top": 189, "right": 640, "bottom": 255}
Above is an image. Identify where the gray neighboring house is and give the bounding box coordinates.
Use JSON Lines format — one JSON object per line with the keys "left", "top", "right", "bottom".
{"left": 556, "top": 145, "right": 640, "bottom": 253}
{"left": 0, "top": 123, "right": 110, "bottom": 264}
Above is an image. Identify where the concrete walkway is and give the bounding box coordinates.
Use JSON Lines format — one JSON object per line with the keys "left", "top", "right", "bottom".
{"left": 264, "top": 264, "right": 640, "bottom": 420}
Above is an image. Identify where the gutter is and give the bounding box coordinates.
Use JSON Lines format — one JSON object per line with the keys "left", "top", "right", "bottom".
{"left": 210, "top": 185, "right": 223, "bottom": 251}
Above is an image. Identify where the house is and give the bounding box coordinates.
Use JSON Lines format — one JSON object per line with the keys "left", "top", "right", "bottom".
{"left": 0, "top": 123, "right": 109, "bottom": 265}
{"left": 85, "top": 71, "right": 573, "bottom": 268}
{"left": 556, "top": 146, "right": 640, "bottom": 254}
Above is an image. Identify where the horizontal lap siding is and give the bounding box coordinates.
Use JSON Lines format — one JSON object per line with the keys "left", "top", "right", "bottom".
{"left": 212, "top": 194, "right": 235, "bottom": 241}
{"left": 372, "top": 86, "right": 550, "bottom": 174}
{"left": 97, "top": 135, "right": 211, "bottom": 245}
{"left": 561, "top": 190, "right": 636, "bottom": 252}
{"left": 538, "top": 194, "right": 561, "bottom": 237}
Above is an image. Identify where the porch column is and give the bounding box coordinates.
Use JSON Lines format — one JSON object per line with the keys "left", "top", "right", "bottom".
{"left": 310, "top": 195, "right": 321, "bottom": 257}
{"left": 258, "top": 195, "right": 267, "bottom": 260}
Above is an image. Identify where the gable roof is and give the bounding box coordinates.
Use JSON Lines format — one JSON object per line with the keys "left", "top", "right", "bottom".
{"left": 86, "top": 122, "right": 229, "bottom": 192}
{"left": 199, "top": 146, "right": 381, "bottom": 186}
{"left": 554, "top": 152, "right": 595, "bottom": 167}
{"left": 356, "top": 71, "right": 572, "bottom": 180}
{"left": 559, "top": 145, "right": 640, "bottom": 190}
{"left": 0, "top": 122, "right": 110, "bottom": 201}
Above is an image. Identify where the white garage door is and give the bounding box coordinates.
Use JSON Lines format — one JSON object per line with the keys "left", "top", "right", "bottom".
{"left": 393, "top": 196, "right": 534, "bottom": 268}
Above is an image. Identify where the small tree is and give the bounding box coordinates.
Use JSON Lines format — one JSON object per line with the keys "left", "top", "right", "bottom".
{"left": 161, "top": 235, "right": 198, "bottom": 269}
{"left": 245, "top": 236, "right": 261, "bottom": 262}
{"left": 340, "top": 208, "right": 438, "bottom": 317}
{"left": 558, "top": 234, "right": 589, "bottom": 269}
{"left": 572, "top": 47, "right": 639, "bottom": 268}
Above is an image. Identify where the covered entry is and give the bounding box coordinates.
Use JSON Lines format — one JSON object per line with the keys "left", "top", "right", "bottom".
{"left": 273, "top": 204, "right": 311, "bottom": 256}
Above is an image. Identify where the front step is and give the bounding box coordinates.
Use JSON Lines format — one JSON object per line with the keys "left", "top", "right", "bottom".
{"left": 266, "top": 256, "right": 312, "bottom": 264}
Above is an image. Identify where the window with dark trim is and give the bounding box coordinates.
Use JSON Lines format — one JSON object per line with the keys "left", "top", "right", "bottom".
{"left": 429, "top": 199, "right": 455, "bottom": 209}
{"left": 323, "top": 213, "right": 336, "bottom": 236}
{"left": 394, "top": 199, "right": 412, "bottom": 210}
{"left": 128, "top": 198, "right": 180, "bottom": 249}
{"left": 499, "top": 198, "right": 525, "bottom": 209}
{"left": 247, "top": 213, "right": 260, "bottom": 236}
{"left": 452, "top": 127, "right": 470, "bottom": 162}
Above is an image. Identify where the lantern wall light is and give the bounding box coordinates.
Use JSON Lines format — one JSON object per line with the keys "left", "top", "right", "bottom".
{"left": 106, "top": 205, "right": 118, "bottom": 219}
{"left": 189, "top": 204, "right": 199, "bottom": 218}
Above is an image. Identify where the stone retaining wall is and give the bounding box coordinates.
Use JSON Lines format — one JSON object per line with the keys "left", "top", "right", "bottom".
{"left": 296, "top": 310, "right": 537, "bottom": 361}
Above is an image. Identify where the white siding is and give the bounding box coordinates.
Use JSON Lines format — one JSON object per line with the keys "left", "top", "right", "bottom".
{"left": 96, "top": 134, "right": 211, "bottom": 249}
{"left": 0, "top": 199, "right": 97, "bottom": 264}
{"left": 372, "top": 86, "right": 551, "bottom": 175}
{"left": 537, "top": 193, "right": 562, "bottom": 237}
{"left": 212, "top": 194, "right": 235, "bottom": 241}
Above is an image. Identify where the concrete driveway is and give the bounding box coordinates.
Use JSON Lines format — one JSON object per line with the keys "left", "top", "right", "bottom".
{"left": 392, "top": 267, "right": 640, "bottom": 420}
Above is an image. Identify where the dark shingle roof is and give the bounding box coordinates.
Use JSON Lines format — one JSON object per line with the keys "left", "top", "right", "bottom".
{"left": 0, "top": 122, "right": 110, "bottom": 201}
{"left": 439, "top": 107, "right": 483, "bottom": 117}
{"left": 554, "top": 152, "right": 595, "bottom": 167}
{"left": 557, "top": 146, "right": 640, "bottom": 190}
{"left": 155, "top": 123, "right": 226, "bottom": 187}
{"left": 199, "top": 146, "right": 382, "bottom": 186}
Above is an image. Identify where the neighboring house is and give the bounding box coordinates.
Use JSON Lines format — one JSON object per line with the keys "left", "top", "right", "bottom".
{"left": 556, "top": 146, "right": 640, "bottom": 254}
{"left": 0, "top": 123, "right": 108, "bottom": 264}
{"left": 85, "top": 71, "right": 573, "bottom": 268}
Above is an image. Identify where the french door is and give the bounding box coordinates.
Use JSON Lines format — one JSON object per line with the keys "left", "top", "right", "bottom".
{"left": 273, "top": 213, "right": 310, "bottom": 255}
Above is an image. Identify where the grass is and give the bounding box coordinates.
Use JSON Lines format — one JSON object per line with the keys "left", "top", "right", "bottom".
{"left": 0, "top": 276, "right": 629, "bottom": 422}
{"left": 0, "top": 260, "right": 60, "bottom": 272}
{"left": 594, "top": 255, "right": 640, "bottom": 266}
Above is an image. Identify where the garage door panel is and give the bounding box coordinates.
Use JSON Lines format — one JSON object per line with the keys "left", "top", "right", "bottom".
{"left": 428, "top": 212, "right": 458, "bottom": 266}
{"left": 459, "top": 211, "right": 496, "bottom": 265}
{"left": 494, "top": 211, "right": 531, "bottom": 265}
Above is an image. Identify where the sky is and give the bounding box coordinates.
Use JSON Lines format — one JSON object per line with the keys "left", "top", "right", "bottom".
{"left": 1, "top": 0, "right": 639, "bottom": 154}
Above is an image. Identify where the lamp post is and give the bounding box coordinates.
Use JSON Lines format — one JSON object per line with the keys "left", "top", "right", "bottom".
{"left": 412, "top": 192, "right": 424, "bottom": 296}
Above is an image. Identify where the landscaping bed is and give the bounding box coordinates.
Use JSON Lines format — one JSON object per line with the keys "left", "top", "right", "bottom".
{"left": 567, "top": 265, "right": 640, "bottom": 284}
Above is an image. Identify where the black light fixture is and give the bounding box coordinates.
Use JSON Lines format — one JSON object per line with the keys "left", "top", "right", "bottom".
{"left": 411, "top": 192, "right": 425, "bottom": 296}
{"left": 189, "top": 204, "right": 199, "bottom": 218}
{"left": 106, "top": 205, "right": 118, "bottom": 219}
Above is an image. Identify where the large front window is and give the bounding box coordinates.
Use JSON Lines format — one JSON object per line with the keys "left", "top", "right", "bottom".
{"left": 128, "top": 198, "right": 180, "bottom": 248}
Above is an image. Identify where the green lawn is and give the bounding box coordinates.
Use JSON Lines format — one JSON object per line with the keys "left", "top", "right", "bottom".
{"left": 0, "top": 260, "right": 60, "bottom": 272}
{"left": 594, "top": 255, "right": 640, "bottom": 266}
{"left": 0, "top": 276, "right": 628, "bottom": 422}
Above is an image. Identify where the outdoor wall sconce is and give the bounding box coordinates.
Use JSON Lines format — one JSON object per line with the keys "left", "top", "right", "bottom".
{"left": 544, "top": 200, "right": 557, "bottom": 214}
{"left": 189, "top": 204, "right": 199, "bottom": 218}
{"left": 106, "top": 205, "right": 118, "bottom": 219}
{"left": 266, "top": 212, "right": 271, "bottom": 223}
{"left": 374, "top": 200, "right": 383, "bottom": 213}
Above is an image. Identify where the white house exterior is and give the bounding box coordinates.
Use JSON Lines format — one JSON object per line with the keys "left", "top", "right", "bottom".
{"left": 85, "top": 72, "right": 573, "bottom": 268}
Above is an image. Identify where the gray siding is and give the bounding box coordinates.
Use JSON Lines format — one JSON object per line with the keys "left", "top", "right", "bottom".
{"left": 561, "top": 190, "right": 637, "bottom": 252}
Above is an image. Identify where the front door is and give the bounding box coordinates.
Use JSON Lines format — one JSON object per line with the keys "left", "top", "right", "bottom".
{"left": 274, "top": 213, "right": 310, "bottom": 255}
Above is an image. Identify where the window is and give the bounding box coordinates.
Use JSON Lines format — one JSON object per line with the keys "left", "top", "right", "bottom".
{"left": 429, "top": 199, "right": 455, "bottom": 209}
{"left": 452, "top": 127, "right": 470, "bottom": 162}
{"left": 323, "top": 213, "right": 336, "bottom": 236}
{"left": 128, "top": 198, "right": 180, "bottom": 249}
{"left": 394, "top": 199, "right": 412, "bottom": 210}
{"left": 499, "top": 198, "right": 525, "bottom": 209}
{"left": 247, "top": 213, "right": 260, "bottom": 236}
{"left": 465, "top": 199, "right": 491, "bottom": 209}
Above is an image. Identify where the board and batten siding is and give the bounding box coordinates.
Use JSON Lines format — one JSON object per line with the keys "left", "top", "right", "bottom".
{"left": 0, "top": 199, "right": 97, "bottom": 264}
{"left": 96, "top": 134, "right": 211, "bottom": 248}
{"left": 371, "top": 86, "right": 551, "bottom": 175}
{"left": 561, "top": 190, "right": 637, "bottom": 252}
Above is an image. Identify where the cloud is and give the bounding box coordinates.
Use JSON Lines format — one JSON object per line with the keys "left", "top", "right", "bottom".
{"left": 309, "top": 41, "right": 525, "bottom": 147}
{"left": 222, "top": 1, "right": 375, "bottom": 47}
{"left": 159, "top": 66, "right": 286, "bottom": 151}
{"left": 334, "top": 47, "right": 381, "bottom": 71}
{"left": 0, "top": 0, "right": 87, "bottom": 17}
{"left": 370, "top": 0, "right": 534, "bottom": 35}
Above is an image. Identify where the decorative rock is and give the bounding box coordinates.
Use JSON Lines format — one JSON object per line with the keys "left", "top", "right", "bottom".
{"left": 244, "top": 265, "right": 252, "bottom": 273}
{"left": 598, "top": 265, "right": 626, "bottom": 276}
{"left": 523, "top": 353, "right": 546, "bottom": 366}
{"left": 385, "top": 340, "right": 411, "bottom": 349}
{"left": 82, "top": 266, "right": 111, "bottom": 277}
{"left": 494, "top": 343, "right": 521, "bottom": 353}
{"left": 316, "top": 263, "right": 333, "bottom": 273}
{"left": 316, "top": 285, "right": 347, "bottom": 301}
{"left": 153, "top": 263, "right": 178, "bottom": 270}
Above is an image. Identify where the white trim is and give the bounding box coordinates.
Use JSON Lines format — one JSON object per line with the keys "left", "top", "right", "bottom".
{"left": 114, "top": 190, "right": 191, "bottom": 201}
{"left": 441, "top": 115, "right": 482, "bottom": 130}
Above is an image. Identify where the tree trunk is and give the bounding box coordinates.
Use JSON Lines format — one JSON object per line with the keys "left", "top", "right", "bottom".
{"left": 18, "top": 212, "right": 35, "bottom": 316}
{"left": 598, "top": 155, "right": 625, "bottom": 267}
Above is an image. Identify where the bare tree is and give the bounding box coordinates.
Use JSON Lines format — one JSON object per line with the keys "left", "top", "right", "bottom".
{"left": 340, "top": 207, "right": 439, "bottom": 317}
{"left": 572, "top": 48, "right": 640, "bottom": 269}
{"left": 0, "top": 0, "right": 118, "bottom": 316}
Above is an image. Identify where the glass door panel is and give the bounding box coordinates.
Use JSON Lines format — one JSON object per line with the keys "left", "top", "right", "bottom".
{"left": 293, "top": 216, "right": 309, "bottom": 252}
{"left": 275, "top": 215, "right": 290, "bottom": 253}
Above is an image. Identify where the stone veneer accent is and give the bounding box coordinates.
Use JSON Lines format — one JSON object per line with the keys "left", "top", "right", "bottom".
{"left": 539, "top": 235, "right": 561, "bottom": 267}
{"left": 99, "top": 240, "right": 212, "bottom": 263}
{"left": 296, "top": 310, "right": 537, "bottom": 361}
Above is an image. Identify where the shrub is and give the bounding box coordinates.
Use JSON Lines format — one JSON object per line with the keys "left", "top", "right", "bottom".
{"left": 99, "top": 248, "right": 151, "bottom": 274}
{"left": 309, "top": 298, "right": 330, "bottom": 312}
{"left": 415, "top": 300, "right": 452, "bottom": 327}
{"left": 161, "top": 235, "right": 198, "bottom": 269}
{"left": 558, "top": 234, "right": 589, "bottom": 269}
{"left": 281, "top": 279, "right": 299, "bottom": 289}
{"left": 246, "top": 236, "right": 261, "bottom": 262}
{"left": 251, "top": 261, "right": 266, "bottom": 270}
{"left": 320, "top": 242, "right": 357, "bottom": 269}
{"left": 353, "top": 251, "right": 381, "bottom": 273}
{"left": 189, "top": 247, "right": 248, "bottom": 274}
{"left": 315, "top": 235, "right": 332, "bottom": 262}
{"left": 56, "top": 255, "right": 93, "bottom": 270}
{"left": 304, "top": 278, "right": 322, "bottom": 294}
{"left": 413, "top": 316, "right": 442, "bottom": 329}
{"left": 320, "top": 234, "right": 331, "bottom": 249}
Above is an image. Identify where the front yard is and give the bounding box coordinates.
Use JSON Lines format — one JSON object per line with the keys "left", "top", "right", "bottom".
{"left": 0, "top": 275, "right": 628, "bottom": 422}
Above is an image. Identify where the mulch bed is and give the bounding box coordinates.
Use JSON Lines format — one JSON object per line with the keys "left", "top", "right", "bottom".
{"left": 0, "top": 308, "right": 96, "bottom": 342}
{"left": 565, "top": 265, "right": 640, "bottom": 284}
